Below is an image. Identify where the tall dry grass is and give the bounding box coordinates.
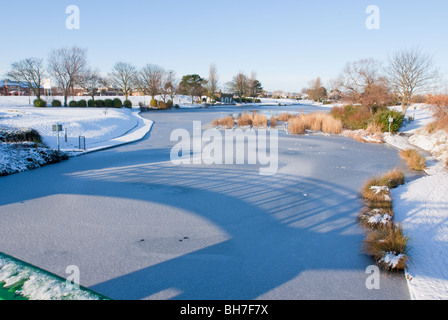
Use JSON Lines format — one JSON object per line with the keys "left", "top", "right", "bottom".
{"left": 277, "top": 113, "right": 295, "bottom": 122}
{"left": 213, "top": 116, "right": 235, "bottom": 129}
{"left": 400, "top": 149, "right": 426, "bottom": 171}
{"left": 287, "top": 113, "right": 343, "bottom": 134}
{"left": 321, "top": 115, "right": 343, "bottom": 134}
{"left": 252, "top": 113, "right": 268, "bottom": 127}
{"left": 288, "top": 117, "right": 306, "bottom": 134}
{"left": 237, "top": 112, "right": 253, "bottom": 127}
{"left": 426, "top": 94, "right": 448, "bottom": 131}
{"left": 236, "top": 112, "right": 268, "bottom": 127}
{"left": 363, "top": 225, "right": 409, "bottom": 270}
{"left": 269, "top": 115, "right": 277, "bottom": 127}
{"left": 366, "top": 122, "right": 383, "bottom": 135}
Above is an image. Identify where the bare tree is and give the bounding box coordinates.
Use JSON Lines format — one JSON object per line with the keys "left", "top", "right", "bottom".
{"left": 7, "top": 57, "right": 46, "bottom": 100}
{"left": 78, "top": 68, "right": 104, "bottom": 101}
{"left": 48, "top": 47, "right": 88, "bottom": 106}
{"left": 227, "top": 72, "right": 248, "bottom": 103}
{"left": 386, "top": 47, "right": 440, "bottom": 114}
{"left": 107, "top": 61, "right": 138, "bottom": 100}
{"left": 204, "top": 64, "right": 219, "bottom": 103}
{"left": 137, "top": 64, "right": 165, "bottom": 101}
{"left": 340, "top": 58, "right": 383, "bottom": 104}
{"left": 161, "top": 70, "right": 178, "bottom": 104}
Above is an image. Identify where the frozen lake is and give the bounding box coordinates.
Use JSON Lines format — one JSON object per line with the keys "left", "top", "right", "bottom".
{"left": 0, "top": 105, "right": 410, "bottom": 300}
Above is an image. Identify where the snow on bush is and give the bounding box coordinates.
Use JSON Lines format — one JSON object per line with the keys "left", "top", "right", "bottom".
{"left": 0, "top": 255, "right": 103, "bottom": 300}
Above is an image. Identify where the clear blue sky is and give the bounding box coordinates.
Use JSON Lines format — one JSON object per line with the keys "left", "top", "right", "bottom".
{"left": 1, "top": 0, "right": 447, "bottom": 92}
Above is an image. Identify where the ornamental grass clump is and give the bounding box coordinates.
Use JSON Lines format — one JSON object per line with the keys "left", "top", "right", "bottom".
{"left": 358, "top": 168, "right": 408, "bottom": 271}
{"left": 400, "top": 149, "right": 426, "bottom": 171}
{"left": 363, "top": 225, "right": 409, "bottom": 270}
{"left": 213, "top": 116, "right": 235, "bottom": 129}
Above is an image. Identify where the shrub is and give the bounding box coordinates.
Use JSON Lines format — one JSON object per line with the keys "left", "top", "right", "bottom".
{"left": 174, "top": 104, "right": 180, "bottom": 109}
{"left": 33, "top": 98, "right": 46, "bottom": 108}
{"left": 329, "top": 106, "right": 345, "bottom": 119}
{"left": 51, "top": 99, "right": 62, "bottom": 107}
{"left": 158, "top": 101, "right": 168, "bottom": 110}
{"left": 331, "top": 105, "right": 373, "bottom": 130}
{"left": 166, "top": 100, "right": 174, "bottom": 109}
{"left": 343, "top": 106, "right": 372, "bottom": 130}
{"left": 374, "top": 110, "right": 404, "bottom": 133}
{"left": 77, "top": 99, "right": 87, "bottom": 108}
{"left": 123, "top": 99, "right": 132, "bottom": 108}
{"left": 113, "top": 98, "right": 122, "bottom": 108}
{"left": 400, "top": 149, "right": 426, "bottom": 171}
{"left": 68, "top": 100, "right": 77, "bottom": 108}
{"left": 95, "top": 99, "right": 105, "bottom": 108}
{"left": 88, "top": 99, "right": 95, "bottom": 107}
{"left": 426, "top": 94, "right": 448, "bottom": 131}
{"left": 150, "top": 99, "right": 158, "bottom": 108}
{"left": 0, "top": 128, "right": 43, "bottom": 144}
{"left": 104, "top": 99, "right": 113, "bottom": 108}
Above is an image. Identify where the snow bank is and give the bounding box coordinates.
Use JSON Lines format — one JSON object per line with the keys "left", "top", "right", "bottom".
{"left": 0, "top": 142, "right": 66, "bottom": 176}
{"left": 385, "top": 103, "right": 448, "bottom": 300}
{"left": 391, "top": 164, "right": 448, "bottom": 300}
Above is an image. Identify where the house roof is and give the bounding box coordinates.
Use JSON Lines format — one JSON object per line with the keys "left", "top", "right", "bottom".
{"left": 0, "top": 80, "right": 43, "bottom": 89}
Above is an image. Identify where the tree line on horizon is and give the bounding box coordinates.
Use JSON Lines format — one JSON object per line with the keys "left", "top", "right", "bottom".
{"left": 2, "top": 47, "right": 265, "bottom": 107}
{"left": 2, "top": 46, "right": 443, "bottom": 114}
{"left": 302, "top": 47, "right": 442, "bottom": 115}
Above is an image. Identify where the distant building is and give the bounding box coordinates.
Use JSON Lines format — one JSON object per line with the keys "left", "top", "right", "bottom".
{"left": 218, "top": 91, "right": 234, "bottom": 104}
{"left": 0, "top": 80, "right": 32, "bottom": 96}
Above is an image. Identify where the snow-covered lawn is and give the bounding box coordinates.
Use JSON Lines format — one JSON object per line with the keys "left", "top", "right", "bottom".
{"left": 384, "top": 103, "right": 448, "bottom": 300}
{"left": 0, "top": 98, "right": 153, "bottom": 148}
{"left": 0, "top": 101, "right": 152, "bottom": 153}
{"left": 0, "top": 96, "right": 153, "bottom": 176}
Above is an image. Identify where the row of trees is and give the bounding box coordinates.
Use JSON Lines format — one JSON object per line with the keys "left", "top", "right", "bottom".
{"left": 4, "top": 46, "right": 265, "bottom": 107}
{"left": 303, "top": 47, "right": 441, "bottom": 114}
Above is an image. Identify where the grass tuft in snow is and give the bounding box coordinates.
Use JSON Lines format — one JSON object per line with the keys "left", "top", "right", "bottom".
{"left": 362, "top": 225, "right": 409, "bottom": 270}
{"left": 400, "top": 149, "right": 426, "bottom": 171}
{"left": 359, "top": 168, "right": 408, "bottom": 271}
{"left": 212, "top": 116, "right": 235, "bottom": 129}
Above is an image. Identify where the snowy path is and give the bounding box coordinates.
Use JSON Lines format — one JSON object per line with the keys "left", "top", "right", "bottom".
{"left": 0, "top": 107, "right": 409, "bottom": 300}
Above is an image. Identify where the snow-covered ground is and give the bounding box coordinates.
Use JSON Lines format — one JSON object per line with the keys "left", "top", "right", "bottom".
{"left": 384, "top": 103, "right": 448, "bottom": 300}
{"left": 0, "top": 97, "right": 153, "bottom": 153}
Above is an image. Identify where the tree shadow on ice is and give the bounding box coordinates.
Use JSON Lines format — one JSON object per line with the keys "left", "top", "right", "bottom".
{"left": 51, "top": 162, "right": 407, "bottom": 300}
